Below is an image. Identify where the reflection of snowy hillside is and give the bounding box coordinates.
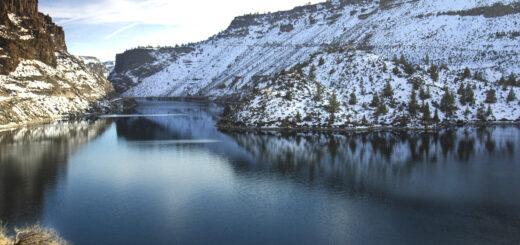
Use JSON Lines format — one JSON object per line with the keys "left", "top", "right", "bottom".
{"left": 224, "top": 126, "right": 520, "bottom": 205}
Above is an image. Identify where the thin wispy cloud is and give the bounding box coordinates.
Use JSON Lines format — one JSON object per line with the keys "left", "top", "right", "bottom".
{"left": 104, "top": 23, "right": 139, "bottom": 40}
{"left": 39, "top": 0, "right": 323, "bottom": 61}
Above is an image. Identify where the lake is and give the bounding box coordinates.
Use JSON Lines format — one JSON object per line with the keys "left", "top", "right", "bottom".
{"left": 1, "top": 100, "right": 519, "bottom": 245}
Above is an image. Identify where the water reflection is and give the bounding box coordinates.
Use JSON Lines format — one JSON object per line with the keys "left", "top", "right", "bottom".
{"left": 223, "top": 127, "right": 520, "bottom": 206}
{"left": 0, "top": 120, "right": 113, "bottom": 226}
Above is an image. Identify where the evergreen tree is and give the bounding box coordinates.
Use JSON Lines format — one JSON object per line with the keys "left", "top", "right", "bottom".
{"left": 284, "top": 90, "right": 293, "bottom": 100}
{"left": 328, "top": 113, "right": 336, "bottom": 125}
{"left": 457, "top": 83, "right": 465, "bottom": 95}
{"left": 349, "top": 92, "right": 357, "bottom": 105}
{"left": 464, "top": 106, "right": 471, "bottom": 116}
{"left": 477, "top": 104, "right": 487, "bottom": 121}
{"left": 370, "top": 93, "right": 380, "bottom": 107}
{"left": 429, "top": 65, "right": 439, "bottom": 81}
{"left": 383, "top": 63, "right": 388, "bottom": 72}
{"left": 433, "top": 109, "right": 440, "bottom": 123}
{"left": 419, "top": 87, "right": 429, "bottom": 100}
{"left": 464, "top": 84, "right": 475, "bottom": 105}
{"left": 295, "top": 111, "right": 302, "bottom": 122}
{"left": 400, "top": 54, "right": 406, "bottom": 65}
{"left": 462, "top": 67, "right": 471, "bottom": 79}
{"left": 374, "top": 102, "right": 388, "bottom": 118}
{"left": 327, "top": 92, "right": 340, "bottom": 114}
{"left": 314, "top": 83, "right": 323, "bottom": 101}
{"left": 361, "top": 115, "right": 368, "bottom": 125}
{"left": 422, "top": 102, "right": 431, "bottom": 123}
{"left": 487, "top": 104, "right": 493, "bottom": 118}
{"left": 507, "top": 73, "right": 517, "bottom": 87}
{"left": 507, "top": 88, "right": 517, "bottom": 103}
{"left": 408, "top": 89, "right": 419, "bottom": 117}
{"left": 392, "top": 66, "right": 400, "bottom": 75}
{"left": 485, "top": 89, "right": 497, "bottom": 103}
{"left": 383, "top": 81, "right": 394, "bottom": 98}
{"left": 318, "top": 57, "right": 325, "bottom": 66}
{"left": 309, "top": 65, "right": 317, "bottom": 80}
{"left": 440, "top": 89, "right": 457, "bottom": 117}
{"left": 425, "top": 54, "right": 430, "bottom": 65}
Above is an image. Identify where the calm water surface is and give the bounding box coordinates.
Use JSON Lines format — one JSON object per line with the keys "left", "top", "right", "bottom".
{"left": 1, "top": 100, "right": 519, "bottom": 245}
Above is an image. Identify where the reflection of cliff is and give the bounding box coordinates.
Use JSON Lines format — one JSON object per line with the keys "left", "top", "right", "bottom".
{"left": 115, "top": 100, "right": 225, "bottom": 142}
{"left": 225, "top": 126, "right": 520, "bottom": 206}
{"left": 0, "top": 120, "right": 113, "bottom": 225}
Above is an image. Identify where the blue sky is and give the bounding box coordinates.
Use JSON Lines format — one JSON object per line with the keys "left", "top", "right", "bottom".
{"left": 39, "top": 0, "right": 322, "bottom": 61}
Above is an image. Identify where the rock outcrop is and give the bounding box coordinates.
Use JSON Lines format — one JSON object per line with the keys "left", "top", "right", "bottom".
{"left": 0, "top": 0, "right": 66, "bottom": 75}
{"left": 0, "top": 0, "right": 129, "bottom": 128}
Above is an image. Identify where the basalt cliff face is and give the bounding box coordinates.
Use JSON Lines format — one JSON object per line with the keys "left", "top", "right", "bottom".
{"left": 0, "top": 0, "right": 66, "bottom": 75}
{"left": 0, "top": 0, "right": 126, "bottom": 128}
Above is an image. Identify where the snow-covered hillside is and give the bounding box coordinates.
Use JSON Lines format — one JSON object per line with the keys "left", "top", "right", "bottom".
{"left": 111, "top": 0, "right": 520, "bottom": 100}
{"left": 219, "top": 50, "right": 520, "bottom": 128}
{"left": 0, "top": 52, "right": 125, "bottom": 129}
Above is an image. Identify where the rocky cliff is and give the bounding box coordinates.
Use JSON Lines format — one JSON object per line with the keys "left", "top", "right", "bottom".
{"left": 0, "top": 0, "right": 66, "bottom": 75}
{"left": 0, "top": 0, "right": 127, "bottom": 129}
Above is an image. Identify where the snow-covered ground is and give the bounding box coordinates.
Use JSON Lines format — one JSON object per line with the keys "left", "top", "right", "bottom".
{"left": 112, "top": 0, "right": 520, "bottom": 101}
{"left": 0, "top": 52, "right": 118, "bottom": 128}
{"left": 220, "top": 50, "right": 520, "bottom": 128}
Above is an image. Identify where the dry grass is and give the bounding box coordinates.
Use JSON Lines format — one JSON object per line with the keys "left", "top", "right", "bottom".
{"left": 0, "top": 223, "right": 68, "bottom": 245}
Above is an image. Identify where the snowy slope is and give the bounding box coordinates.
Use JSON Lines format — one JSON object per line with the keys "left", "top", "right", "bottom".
{"left": 219, "top": 50, "right": 520, "bottom": 128}
{"left": 0, "top": 51, "right": 120, "bottom": 128}
{"left": 112, "top": 0, "right": 520, "bottom": 100}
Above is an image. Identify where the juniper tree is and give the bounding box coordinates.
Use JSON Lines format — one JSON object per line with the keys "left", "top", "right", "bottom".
{"left": 327, "top": 92, "right": 340, "bottom": 114}
{"left": 349, "top": 92, "right": 357, "bottom": 105}
{"left": 309, "top": 65, "right": 317, "bottom": 80}
{"left": 477, "top": 104, "right": 487, "bottom": 121}
{"left": 408, "top": 89, "right": 419, "bottom": 117}
{"left": 361, "top": 115, "right": 368, "bottom": 125}
{"left": 433, "top": 109, "right": 440, "bottom": 123}
{"left": 462, "top": 67, "right": 471, "bottom": 79}
{"left": 392, "top": 66, "right": 400, "bottom": 75}
{"left": 487, "top": 104, "right": 493, "bottom": 118}
{"left": 318, "top": 57, "right": 325, "bottom": 66}
{"left": 464, "top": 84, "right": 475, "bottom": 105}
{"left": 370, "top": 93, "right": 380, "bottom": 107}
{"left": 485, "top": 89, "right": 497, "bottom": 103}
{"left": 429, "top": 65, "right": 439, "bottom": 81}
{"left": 422, "top": 102, "right": 431, "bottom": 123}
{"left": 419, "top": 86, "right": 431, "bottom": 100}
{"left": 374, "top": 102, "right": 388, "bottom": 118}
{"left": 314, "top": 83, "right": 323, "bottom": 101}
{"left": 383, "top": 80, "right": 394, "bottom": 98}
{"left": 440, "top": 89, "right": 457, "bottom": 118}
{"left": 507, "top": 88, "right": 517, "bottom": 103}
{"left": 284, "top": 90, "right": 293, "bottom": 101}
{"left": 507, "top": 73, "right": 517, "bottom": 87}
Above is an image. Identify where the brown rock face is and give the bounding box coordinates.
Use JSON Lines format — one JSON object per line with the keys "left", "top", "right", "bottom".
{"left": 0, "top": 0, "right": 67, "bottom": 75}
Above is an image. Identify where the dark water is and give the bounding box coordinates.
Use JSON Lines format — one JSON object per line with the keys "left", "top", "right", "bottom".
{"left": 1, "top": 100, "right": 520, "bottom": 245}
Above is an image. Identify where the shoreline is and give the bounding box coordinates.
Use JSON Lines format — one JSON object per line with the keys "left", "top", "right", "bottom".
{"left": 216, "top": 121, "right": 520, "bottom": 133}
{"left": 0, "top": 98, "right": 137, "bottom": 131}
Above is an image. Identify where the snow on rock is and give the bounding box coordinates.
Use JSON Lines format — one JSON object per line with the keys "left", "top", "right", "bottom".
{"left": 0, "top": 52, "right": 120, "bottom": 129}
